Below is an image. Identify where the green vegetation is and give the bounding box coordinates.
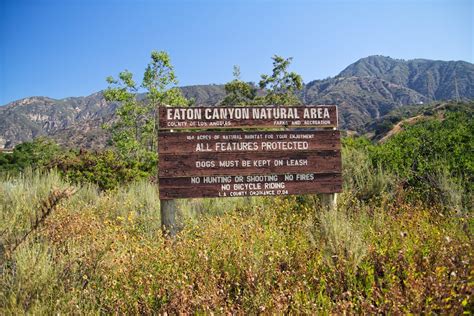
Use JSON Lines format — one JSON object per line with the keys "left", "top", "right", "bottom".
{"left": 0, "top": 138, "right": 59, "bottom": 174}
{"left": 221, "top": 55, "right": 303, "bottom": 106}
{"left": 258, "top": 55, "right": 303, "bottom": 105}
{"left": 103, "top": 51, "right": 190, "bottom": 171}
{"left": 49, "top": 150, "right": 152, "bottom": 190}
{"left": 351, "top": 102, "right": 473, "bottom": 210}
{"left": 1, "top": 104, "right": 473, "bottom": 313}
{"left": 1, "top": 146, "right": 472, "bottom": 313}
{"left": 0, "top": 145, "right": 152, "bottom": 191}
{"left": 221, "top": 65, "right": 258, "bottom": 106}
{"left": 366, "top": 101, "right": 474, "bottom": 139}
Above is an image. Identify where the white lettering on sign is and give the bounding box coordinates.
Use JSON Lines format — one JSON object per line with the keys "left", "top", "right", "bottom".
{"left": 193, "top": 159, "right": 312, "bottom": 169}
{"left": 190, "top": 138, "right": 313, "bottom": 153}
{"left": 303, "top": 108, "right": 330, "bottom": 119}
{"left": 204, "top": 108, "right": 251, "bottom": 120}
{"left": 215, "top": 142, "right": 259, "bottom": 151}
{"left": 202, "top": 176, "right": 232, "bottom": 184}
{"left": 253, "top": 160, "right": 271, "bottom": 167}
{"left": 167, "top": 173, "right": 333, "bottom": 199}
{"left": 219, "top": 160, "right": 240, "bottom": 167}
{"left": 286, "top": 159, "right": 308, "bottom": 166}
{"left": 167, "top": 108, "right": 202, "bottom": 120}
{"left": 252, "top": 107, "right": 300, "bottom": 119}
{"left": 165, "top": 107, "right": 333, "bottom": 121}
{"left": 261, "top": 141, "right": 308, "bottom": 151}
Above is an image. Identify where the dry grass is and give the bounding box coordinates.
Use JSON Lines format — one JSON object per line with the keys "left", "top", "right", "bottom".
{"left": 0, "top": 171, "right": 472, "bottom": 314}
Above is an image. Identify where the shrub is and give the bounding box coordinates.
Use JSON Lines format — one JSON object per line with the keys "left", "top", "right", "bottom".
{"left": 371, "top": 109, "right": 473, "bottom": 209}
{"left": 342, "top": 137, "right": 395, "bottom": 201}
{"left": 0, "top": 171, "right": 472, "bottom": 314}
{"left": 0, "top": 138, "right": 60, "bottom": 174}
{"left": 49, "top": 150, "right": 152, "bottom": 190}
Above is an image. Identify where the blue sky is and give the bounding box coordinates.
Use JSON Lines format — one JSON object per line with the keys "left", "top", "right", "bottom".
{"left": 0, "top": 0, "right": 472, "bottom": 105}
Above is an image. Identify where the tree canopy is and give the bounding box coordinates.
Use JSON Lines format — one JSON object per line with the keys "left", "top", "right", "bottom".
{"left": 103, "top": 50, "right": 190, "bottom": 169}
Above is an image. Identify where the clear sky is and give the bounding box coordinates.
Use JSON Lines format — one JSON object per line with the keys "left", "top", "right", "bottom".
{"left": 0, "top": 0, "right": 472, "bottom": 105}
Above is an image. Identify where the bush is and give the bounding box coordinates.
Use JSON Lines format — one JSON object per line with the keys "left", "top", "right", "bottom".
{"left": 342, "top": 137, "right": 395, "bottom": 201}
{"left": 0, "top": 138, "right": 60, "bottom": 174}
{"left": 49, "top": 150, "right": 152, "bottom": 190}
{"left": 371, "top": 109, "right": 473, "bottom": 209}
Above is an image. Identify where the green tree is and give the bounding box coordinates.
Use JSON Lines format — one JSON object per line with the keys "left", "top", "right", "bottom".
{"left": 104, "top": 51, "right": 189, "bottom": 169}
{"left": 221, "top": 65, "right": 257, "bottom": 106}
{"left": 258, "top": 55, "right": 303, "bottom": 105}
{"left": 221, "top": 56, "right": 303, "bottom": 106}
{"left": 0, "top": 137, "right": 60, "bottom": 173}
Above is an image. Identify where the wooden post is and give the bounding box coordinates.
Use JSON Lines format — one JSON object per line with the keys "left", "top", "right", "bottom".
{"left": 159, "top": 106, "right": 179, "bottom": 237}
{"left": 320, "top": 126, "right": 339, "bottom": 211}
{"left": 320, "top": 192, "right": 337, "bottom": 211}
{"left": 160, "top": 199, "right": 179, "bottom": 237}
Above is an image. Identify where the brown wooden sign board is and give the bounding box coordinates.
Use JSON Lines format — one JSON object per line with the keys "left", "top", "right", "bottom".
{"left": 158, "top": 105, "right": 342, "bottom": 199}
{"left": 159, "top": 105, "right": 337, "bottom": 129}
{"left": 159, "top": 173, "right": 342, "bottom": 199}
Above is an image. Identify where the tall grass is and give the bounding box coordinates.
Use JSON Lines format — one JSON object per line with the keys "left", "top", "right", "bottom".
{"left": 0, "top": 169, "right": 68, "bottom": 247}
{"left": 342, "top": 143, "right": 395, "bottom": 201}
{"left": 313, "top": 206, "right": 367, "bottom": 272}
{"left": 1, "top": 168, "right": 472, "bottom": 313}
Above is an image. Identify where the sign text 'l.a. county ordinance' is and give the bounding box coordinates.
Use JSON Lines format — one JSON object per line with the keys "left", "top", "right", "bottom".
{"left": 159, "top": 105, "right": 338, "bottom": 129}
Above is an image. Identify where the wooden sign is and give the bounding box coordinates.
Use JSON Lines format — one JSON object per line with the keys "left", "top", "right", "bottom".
{"left": 159, "top": 105, "right": 338, "bottom": 129}
{"left": 158, "top": 105, "right": 342, "bottom": 200}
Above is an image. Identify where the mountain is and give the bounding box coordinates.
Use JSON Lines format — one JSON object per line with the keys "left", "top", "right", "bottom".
{"left": 180, "top": 84, "right": 226, "bottom": 105}
{"left": 301, "top": 76, "right": 429, "bottom": 129}
{"left": 338, "top": 55, "right": 474, "bottom": 100}
{"left": 0, "top": 93, "right": 117, "bottom": 149}
{"left": 0, "top": 87, "right": 228, "bottom": 149}
{"left": 302, "top": 56, "right": 473, "bottom": 129}
{"left": 1, "top": 56, "right": 473, "bottom": 149}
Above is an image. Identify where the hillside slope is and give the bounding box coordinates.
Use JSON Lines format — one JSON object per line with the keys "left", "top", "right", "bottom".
{"left": 1, "top": 56, "right": 472, "bottom": 149}
{"left": 339, "top": 55, "right": 474, "bottom": 100}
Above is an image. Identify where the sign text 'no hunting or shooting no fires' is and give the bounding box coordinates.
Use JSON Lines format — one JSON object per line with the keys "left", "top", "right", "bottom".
{"left": 158, "top": 105, "right": 342, "bottom": 199}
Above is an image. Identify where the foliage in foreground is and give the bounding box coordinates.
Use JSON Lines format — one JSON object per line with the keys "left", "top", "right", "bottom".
{"left": 344, "top": 103, "right": 473, "bottom": 210}
{"left": 0, "top": 170, "right": 472, "bottom": 314}
{"left": 48, "top": 149, "right": 152, "bottom": 190}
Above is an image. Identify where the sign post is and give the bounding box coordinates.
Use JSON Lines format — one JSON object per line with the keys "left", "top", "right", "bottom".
{"left": 158, "top": 105, "right": 341, "bottom": 236}
{"left": 160, "top": 199, "right": 179, "bottom": 237}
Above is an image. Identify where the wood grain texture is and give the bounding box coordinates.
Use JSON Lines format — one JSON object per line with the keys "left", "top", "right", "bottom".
{"left": 159, "top": 150, "right": 341, "bottom": 177}
{"left": 158, "top": 130, "right": 340, "bottom": 154}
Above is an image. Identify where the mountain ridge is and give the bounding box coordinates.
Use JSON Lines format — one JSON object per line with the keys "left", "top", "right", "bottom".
{"left": 1, "top": 55, "right": 473, "bottom": 149}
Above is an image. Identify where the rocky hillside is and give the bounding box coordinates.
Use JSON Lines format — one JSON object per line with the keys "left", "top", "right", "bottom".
{"left": 302, "top": 76, "right": 428, "bottom": 129}
{"left": 0, "top": 56, "right": 472, "bottom": 149}
{"left": 338, "top": 56, "right": 474, "bottom": 100}
{"left": 0, "top": 93, "right": 117, "bottom": 149}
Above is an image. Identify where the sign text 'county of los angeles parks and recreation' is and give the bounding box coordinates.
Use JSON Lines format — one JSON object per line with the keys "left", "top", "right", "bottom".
{"left": 158, "top": 106, "right": 342, "bottom": 200}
